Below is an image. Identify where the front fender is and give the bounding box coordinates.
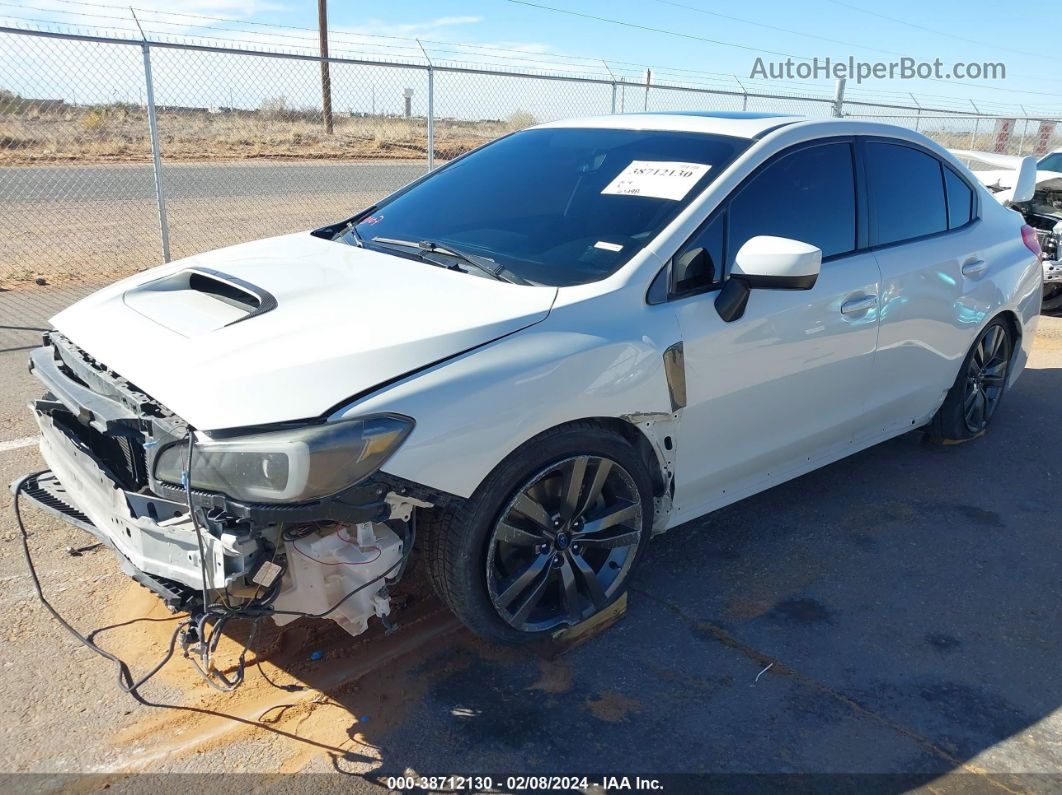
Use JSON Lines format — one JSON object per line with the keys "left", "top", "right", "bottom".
{"left": 335, "top": 295, "right": 681, "bottom": 499}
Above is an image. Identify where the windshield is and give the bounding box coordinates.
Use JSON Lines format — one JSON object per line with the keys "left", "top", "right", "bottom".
{"left": 352, "top": 127, "right": 748, "bottom": 286}
{"left": 1039, "top": 152, "right": 1062, "bottom": 172}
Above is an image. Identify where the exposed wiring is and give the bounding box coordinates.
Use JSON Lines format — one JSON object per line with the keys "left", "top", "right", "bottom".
{"left": 182, "top": 432, "right": 212, "bottom": 614}
{"left": 291, "top": 539, "right": 383, "bottom": 566}
{"left": 12, "top": 473, "right": 187, "bottom": 701}
{"left": 15, "top": 428, "right": 415, "bottom": 698}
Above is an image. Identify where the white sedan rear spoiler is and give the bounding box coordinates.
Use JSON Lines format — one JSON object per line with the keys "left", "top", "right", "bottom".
{"left": 948, "top": 149, "right": 1038, "bottom": 205}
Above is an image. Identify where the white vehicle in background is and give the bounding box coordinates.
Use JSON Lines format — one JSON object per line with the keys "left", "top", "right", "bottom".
{"left": 956, "top": 148, "right": 1062, "bottom": 310}
{"left": 15, "top": 113, "right": 1042, "bottom": 664}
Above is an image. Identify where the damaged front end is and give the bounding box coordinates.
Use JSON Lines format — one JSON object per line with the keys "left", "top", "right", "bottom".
{"left": 1014, "top": 187, "right": 1062, "bottom": 311}
{"left": 17, "top": 333, "right": 439, "bottom": 639}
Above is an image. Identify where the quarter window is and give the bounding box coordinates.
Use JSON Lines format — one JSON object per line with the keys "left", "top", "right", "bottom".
{"left": 943, "top": 167, "right": 974, "bottom": 229}
{"left": 866, "top": 142, "right": 948, "bottom": 244}
{"left": 673, "top": 213, "right": 725, "bottom": 293}
{"left": 727, "top": 142, "right": 857, "bottom": 264}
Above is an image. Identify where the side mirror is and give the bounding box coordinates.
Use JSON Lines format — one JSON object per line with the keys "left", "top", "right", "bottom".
{"left": 715, "top": 235, "right": 822, "bottom": 322}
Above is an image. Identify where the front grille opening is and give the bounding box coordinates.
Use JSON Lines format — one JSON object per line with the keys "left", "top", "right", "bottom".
{"left": 53, "top": 412, "right": 148, "bottom": 491}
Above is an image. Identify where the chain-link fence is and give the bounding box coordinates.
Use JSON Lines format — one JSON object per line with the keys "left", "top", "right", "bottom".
{"left": 2, "top": 26, "right": 1061, "bottom": 289}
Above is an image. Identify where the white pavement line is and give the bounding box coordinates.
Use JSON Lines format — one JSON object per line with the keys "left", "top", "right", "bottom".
{"left": 0, "top": 435, "right": 39, "bottom": 453}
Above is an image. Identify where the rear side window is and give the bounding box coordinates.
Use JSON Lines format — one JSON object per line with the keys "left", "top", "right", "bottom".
{"left": 727, "top": 142, "right": 857, "bottom": 264}
{"left": 943, "top": 167, "right": 974, "bottom": 229}
{"left": 866, "top": 142, "right": 948, "bottom": 245}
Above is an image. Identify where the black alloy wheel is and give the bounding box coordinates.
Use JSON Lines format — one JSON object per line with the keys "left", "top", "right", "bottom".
{"left": 485, "top": 455, "right": 643, "bottom": 632}
{"left": 962, "top": 322, "right": 1012, "bottom": 434}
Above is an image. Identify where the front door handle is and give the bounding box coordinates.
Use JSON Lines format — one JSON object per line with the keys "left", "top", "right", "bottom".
{"left": 841, "top": 295, "right": 878, "bottom": 315}
{"left": 962, "top": 258, "right": 988, "bottom": 277}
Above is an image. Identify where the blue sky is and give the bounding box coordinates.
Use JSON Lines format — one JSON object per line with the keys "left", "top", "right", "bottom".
{"left": 257, "top": 0, "right": 1058, "bottom": 110}
{"left": 3, "top": 0, "right": 1060, "bottom": 114}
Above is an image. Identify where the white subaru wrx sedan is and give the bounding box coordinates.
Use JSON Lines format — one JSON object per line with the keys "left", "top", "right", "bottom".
{"left": 17, "top": 112, "right": 1043, "bottom": 648}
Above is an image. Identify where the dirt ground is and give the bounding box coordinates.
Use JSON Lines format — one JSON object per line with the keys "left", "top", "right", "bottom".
{"left": 0, "top": 109, "right": 515, "bottom": 166}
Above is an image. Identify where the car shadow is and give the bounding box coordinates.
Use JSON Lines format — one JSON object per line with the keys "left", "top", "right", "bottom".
{"left": 102, "top": 363, "right": 1061, "bottom": 786}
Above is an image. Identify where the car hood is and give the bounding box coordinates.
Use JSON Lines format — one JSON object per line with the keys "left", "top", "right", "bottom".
{"left": 51, "top": 232, "right": 558, "bottom": 430}
{"left": 976, "top": 168, "right": 1062, "bottom": 193}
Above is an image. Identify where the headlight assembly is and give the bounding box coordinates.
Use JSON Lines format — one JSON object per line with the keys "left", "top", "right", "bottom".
{"left": 154, "top": 414, "right": 414, "bottom": 503}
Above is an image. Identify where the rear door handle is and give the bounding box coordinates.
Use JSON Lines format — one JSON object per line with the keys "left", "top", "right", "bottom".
{"left": 962, "top": 258, "right": 987, "bottom": 277}
{"left": 840, "top": 295, "right": 878, "bottom": 315}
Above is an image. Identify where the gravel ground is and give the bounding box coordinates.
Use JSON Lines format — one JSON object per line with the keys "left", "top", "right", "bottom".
{"left": 0, "top": 288, "right": 1059, "bottom": 791}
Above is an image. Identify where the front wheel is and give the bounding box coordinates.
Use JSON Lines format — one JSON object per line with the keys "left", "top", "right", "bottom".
{"left": 423, "top": 424, "right": 654, "bottom": 644}
{"left": 925, "top": 318, "right": 1014, "bottom": 444}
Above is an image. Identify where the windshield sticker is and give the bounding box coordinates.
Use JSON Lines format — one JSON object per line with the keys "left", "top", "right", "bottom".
{"left": 601, "top": 161, "right": 711, "bottom": 201}
{"left": 594, "top": 241, "right": 624, "bottom": 252}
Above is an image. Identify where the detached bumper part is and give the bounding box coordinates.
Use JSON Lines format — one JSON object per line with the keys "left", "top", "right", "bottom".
{"left": 14, "top": 471, "right": 200, "bottom": 609}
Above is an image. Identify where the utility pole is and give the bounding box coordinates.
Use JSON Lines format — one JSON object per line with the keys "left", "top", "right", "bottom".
{"left": 318, "top": 0, "right": 333, "bottom": 134}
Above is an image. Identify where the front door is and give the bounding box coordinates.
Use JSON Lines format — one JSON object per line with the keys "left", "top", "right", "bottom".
{"left": 669, "top": 140, "right": 882, "bottom": 520}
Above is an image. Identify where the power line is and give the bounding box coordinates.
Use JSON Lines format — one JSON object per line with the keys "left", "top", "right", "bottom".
{"left": 824, "top": 0, "right": 1043, "bottom": 60}
{"left": 651, "top": 0, "right": 904, "bottom": 58}
{"left": 503, "top": 0, "right": 804, "bottom": 59}
{"left": 502, "top": 0, "right": 1062, "bottom": 101}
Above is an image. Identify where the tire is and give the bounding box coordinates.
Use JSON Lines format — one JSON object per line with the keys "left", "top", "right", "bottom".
{"left": 422, "top": 422, "right": 654, "bottom": 644}
{"left": 925, "top": 317, "right": 1014, "bottom": 444}
{"left": 1042, "top": 285, "right": 1062, "bottom": 315}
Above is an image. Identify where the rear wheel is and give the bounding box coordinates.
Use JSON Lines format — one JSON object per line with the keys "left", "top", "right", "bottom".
{"left": 423, "top": 424, "right": 653, "bottom": 644}
{"left": 926, "top": 318, "right": 1014, "bottom": 444}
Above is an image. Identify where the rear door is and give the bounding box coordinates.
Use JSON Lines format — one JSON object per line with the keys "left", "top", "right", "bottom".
{"left": 860, "top": 139, "right": 987, "bottom": 433}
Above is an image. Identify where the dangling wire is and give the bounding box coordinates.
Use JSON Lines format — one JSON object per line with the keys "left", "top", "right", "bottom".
{"left": 12, "top": 473, "right": 189, "bottom": 701}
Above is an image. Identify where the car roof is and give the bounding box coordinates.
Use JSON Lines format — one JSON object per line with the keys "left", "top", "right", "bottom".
{"left": 535, "top": 111, "right": 806, "bottom": 139}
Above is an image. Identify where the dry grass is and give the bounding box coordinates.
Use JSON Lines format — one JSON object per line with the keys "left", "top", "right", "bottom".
{"left": 0, "top": 106, "right": 525, "bottom": 165}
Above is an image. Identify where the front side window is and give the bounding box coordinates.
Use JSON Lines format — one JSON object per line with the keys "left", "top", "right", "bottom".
{"left": 352, "top": 128, "right": 748, "bottom": 287}
{"left": 726, "top": 142, "right": 857, "bottom": 265}
{"left": 866, "top": 142, "right": 948, "bottom": 245}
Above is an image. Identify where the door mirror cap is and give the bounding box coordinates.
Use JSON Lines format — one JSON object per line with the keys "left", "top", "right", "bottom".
{"left": 732, "top": 235, "right": 822, "bottom": 290}
{"left": 715, "top": 236, "right": 822, "bottom": 323}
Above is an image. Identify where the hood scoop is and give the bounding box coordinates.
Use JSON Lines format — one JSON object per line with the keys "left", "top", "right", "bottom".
{"left": 122, "top": 267, "right": 277, "bottom": 337}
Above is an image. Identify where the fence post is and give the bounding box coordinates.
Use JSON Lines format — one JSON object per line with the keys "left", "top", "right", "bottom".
{"left": 909, "top": 94, "right": 921, "bottom": 132}
{"left": 141, "top": 42, "right": 171, "bottom": 263}
{"left": 417, "top": 39, "right": 434, "bottom": 171}
{"left": 734, "top": 76, "right": 748, "bottom": 111}
{"left": 832, "top": 78, "right": 846, "bottom": 118}
{"left": 1017, "top": 108, "right": 1028, "bottom": 156}
{"left": 426, "top": 66, "right": 435, "bottom": 170}
{"left": 602, "top": 60, "right": 617, "bottom": 114}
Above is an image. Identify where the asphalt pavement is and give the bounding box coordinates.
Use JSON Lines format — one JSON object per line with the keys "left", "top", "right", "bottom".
{"left": 0, "top": 161, "right": 428, "bottom": 203}
{"left": 0, "top": 284, "right": 1059, "bottom": 790}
